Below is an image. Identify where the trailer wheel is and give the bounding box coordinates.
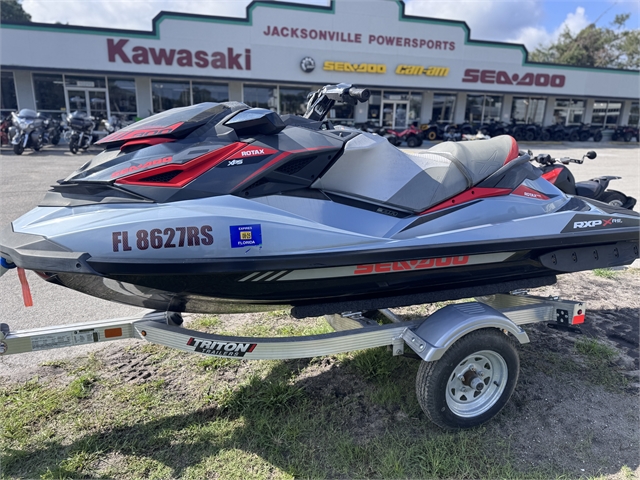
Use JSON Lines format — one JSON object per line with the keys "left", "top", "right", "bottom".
{"left": 415, "top": 329, "right": 519, "bottom": 430}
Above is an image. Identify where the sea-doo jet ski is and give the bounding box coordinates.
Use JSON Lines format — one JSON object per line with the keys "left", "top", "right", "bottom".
{"left": 1, "top": 84, "right": 638, "bottom": 316}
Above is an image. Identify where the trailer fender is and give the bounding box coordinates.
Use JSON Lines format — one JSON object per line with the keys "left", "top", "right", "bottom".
{"left": 401, "top": 302, "right": 529, "bottom": 362}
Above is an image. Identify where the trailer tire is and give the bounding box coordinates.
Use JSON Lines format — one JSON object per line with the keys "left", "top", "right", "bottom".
{"left": 415, "top": 328, "right": 519, "bottom": 430}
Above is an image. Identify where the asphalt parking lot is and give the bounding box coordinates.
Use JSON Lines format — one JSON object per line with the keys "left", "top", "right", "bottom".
{"left": 0, "top": 140, "right": 638, "bottom": 369}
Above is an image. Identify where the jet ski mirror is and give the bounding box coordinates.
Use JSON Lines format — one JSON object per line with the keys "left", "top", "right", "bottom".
{"left": 584, "top": 151, "right": 597, "bottom": 160}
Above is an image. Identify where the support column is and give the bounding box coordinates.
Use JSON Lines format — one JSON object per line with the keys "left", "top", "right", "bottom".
{"left": 500, "top": 95, "right": 513, "bottom": 123}
{"left": 619, "top": 100, "right": 632, "bottom": 126}
{"left": 453, "top": 92, "right": 467, "bottom": 124}
{"left": 13, "top": 70, "right": 36, "bottom": 111}
{"left": 542, "top": 97, "right": 556, "bottom": 126}
{"left": 135, "top": 77, "right": 153, "bottom": 118}
{"left": 228, "top": 81, "right": 243, "bottom": 102}
{"left": 420, "top": 90, "right": 434, "bottom": 125}
{"left": 583, "top": 98, "right": 595, "bottom": 124}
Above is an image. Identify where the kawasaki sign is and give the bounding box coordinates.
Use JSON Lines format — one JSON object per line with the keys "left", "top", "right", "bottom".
{"left": 107, "top": 39, "right": 251, "bottom": 70}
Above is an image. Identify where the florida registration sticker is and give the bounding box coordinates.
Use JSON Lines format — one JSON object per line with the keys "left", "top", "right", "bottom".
{"left": 230, "top": 224, "right": 262, "bottom": 248}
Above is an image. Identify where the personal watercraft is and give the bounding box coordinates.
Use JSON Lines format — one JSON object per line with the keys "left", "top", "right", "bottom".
{"left": 1, "top": 84, "right": 638, "bottom": 317}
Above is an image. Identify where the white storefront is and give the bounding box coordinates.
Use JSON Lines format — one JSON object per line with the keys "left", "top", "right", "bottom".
{"left": 1, "top": 0, "right": 638, "bottom": 129}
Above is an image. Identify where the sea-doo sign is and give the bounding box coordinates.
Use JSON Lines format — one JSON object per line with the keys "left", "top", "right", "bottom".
{"left": 107, "top": 39, "right": 251, "bottom": 70}
{"left": 462, "top": 68, "right": 566, "bottom": 88}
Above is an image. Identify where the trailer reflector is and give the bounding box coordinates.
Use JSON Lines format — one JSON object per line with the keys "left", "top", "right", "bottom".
{"left": 572, "top": 314, "right": 585, "bottom": 325}
{"left": 104, "top": 328, "right": 123, "bottom": 338}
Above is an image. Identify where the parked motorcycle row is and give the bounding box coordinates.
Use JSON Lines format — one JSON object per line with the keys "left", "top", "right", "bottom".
{"left": 0, "top": 110, "right": 127, "bottom": 155}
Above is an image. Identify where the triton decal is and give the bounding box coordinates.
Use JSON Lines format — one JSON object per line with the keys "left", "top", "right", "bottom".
{"left": 187, "top": 337, "right": 257, "bottom": 357}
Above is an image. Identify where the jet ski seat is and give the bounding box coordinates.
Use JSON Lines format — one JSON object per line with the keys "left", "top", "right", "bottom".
{"left": 312, "top": 133, "right": 520, "bottom": 213}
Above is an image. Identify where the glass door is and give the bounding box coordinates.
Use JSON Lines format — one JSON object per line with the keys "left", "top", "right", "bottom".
{"left": 67, "top": 89, "right": 88, "bottom": 114}
{"left": 65, "top": 88, "right": 109, "bottom": 123}
{"left": 382, "top": 101, "right": 408, "bottom": 129}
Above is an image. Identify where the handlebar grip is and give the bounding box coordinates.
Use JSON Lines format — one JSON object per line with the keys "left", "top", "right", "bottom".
{"left": 348, "top": 87, "right": 370, "bottom": 102}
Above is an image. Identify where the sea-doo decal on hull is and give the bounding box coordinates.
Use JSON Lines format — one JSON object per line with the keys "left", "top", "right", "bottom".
{"left": 561, "top": 214, "right": 639, "bottom": 233}
{"left": 239, "top": 252, "right": 516, "bottom": 282}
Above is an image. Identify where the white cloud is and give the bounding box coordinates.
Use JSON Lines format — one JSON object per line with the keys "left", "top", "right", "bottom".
{"left": 404, "top": 0, "right": 545, "bottom": 45}
{"left": 507, "top": 6, "right": 590, "bottom": 51}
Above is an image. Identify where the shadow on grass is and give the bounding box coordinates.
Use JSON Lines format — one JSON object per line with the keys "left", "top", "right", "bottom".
{"left": 3, "top": 351, "right": 517, "bottom": 479}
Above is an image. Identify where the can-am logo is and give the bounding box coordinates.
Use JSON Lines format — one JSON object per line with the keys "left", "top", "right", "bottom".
{"left": 462, "top": 69, "right": 565, "bottom": 88}
{"left": 187, "top": 337, "right": 257, "bottom": 357}
{"left": 107, "top": 39, "right": 251, "bottom": 70}
{"left": 396, "top": 65, "right": 449, "bottom": 77}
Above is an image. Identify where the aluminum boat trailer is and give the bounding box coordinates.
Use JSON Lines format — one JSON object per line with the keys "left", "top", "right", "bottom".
{"left": 0, "top": 292, "right": 585, "bottom": 429}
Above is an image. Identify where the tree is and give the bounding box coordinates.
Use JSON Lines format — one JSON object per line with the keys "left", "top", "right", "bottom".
{"left": 530, "top": 14, "right": 639, "bottom": 70}
{"left": 1, "top": 0, "right": 32, "bottom": 23}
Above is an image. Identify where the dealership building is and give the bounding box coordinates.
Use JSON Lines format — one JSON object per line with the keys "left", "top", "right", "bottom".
{"left": 1, "top": 0, "right": 638, "bottom": 132}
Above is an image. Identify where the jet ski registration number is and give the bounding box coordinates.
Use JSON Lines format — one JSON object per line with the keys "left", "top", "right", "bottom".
{"left": 112, "top": 226, "right": 214, "bottom": 252}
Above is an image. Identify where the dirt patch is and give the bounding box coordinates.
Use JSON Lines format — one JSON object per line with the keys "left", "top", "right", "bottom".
{"left": 2, "top": 269, "right": 638, "bottom": 478}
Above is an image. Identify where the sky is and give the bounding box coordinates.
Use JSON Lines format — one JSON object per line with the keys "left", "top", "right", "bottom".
{"left": 19, "top": 0, "right": 639, "bottom": 53}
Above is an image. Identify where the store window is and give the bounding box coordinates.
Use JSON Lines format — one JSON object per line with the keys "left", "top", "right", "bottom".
{"left": 33, "top": 73, "right": 66, "bottom": 113}
{"left": 629, "top": 102, "right": 639, "bottom": 126}
{"left": 432, "top": 93, "right": 456, "bottom": 123}
{"left": 192, "top": 82, "right": 228, "bottom": 104}
{"left": 243, "top": 84, "right": 277, "bottom": 110}
{"left": 591, "top": 100, "right": 622, "bottom": 127}
{"left": 553, "top": 98, "right": 585, "bottom": 125}
{"left": 1, "top": 71, "right": 17, "bottom": 114}
{"left": 465, "top": 94, "right": 502, "bottom": 124}
{"left": 152, "top": 80, "right": 190, "bottom": 112}
{"left": 511, "top": 97, "right": 546, "bottom": 124}
{"left": 108, "top": 77, "right": 137, "bottom": 120}
{"left": 279, "top": 86, "right": 313, "bottom": 115}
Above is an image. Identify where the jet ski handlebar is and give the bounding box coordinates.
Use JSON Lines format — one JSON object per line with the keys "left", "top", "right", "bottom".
{"left": 530, "top": 150, "right": 597, "bottom": 166}
{"left": 304, "top": 83, "right": 371, "bottom": 122}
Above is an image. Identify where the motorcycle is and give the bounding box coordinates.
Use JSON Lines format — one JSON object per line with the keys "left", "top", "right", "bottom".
{"left": 532, "top": 150, "right": 636, "bottom": 209}
{"left": 67, "top": 111, "right": 96, "bottom": 154}
{"left": 10, "top": 109, "right": 46, "bottom": 155}
{"left": 39, "top": 113, "right": 63, "bottom": 146}
{"left": 0, "top": 113, "right": 11, "bottom": 146}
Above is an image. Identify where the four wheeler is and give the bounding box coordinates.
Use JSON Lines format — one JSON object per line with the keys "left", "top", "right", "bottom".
{"left": 612, "top": 125, "right": 639, "bottom": 142}
{"left": 383, "top": 122, "right": 423, "bottom": 147}
{"left": 419, "top": 121, "right": 444, "bottom": 141}
{"left": 533, "top": 150, "right": 636, "bottom": 209}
